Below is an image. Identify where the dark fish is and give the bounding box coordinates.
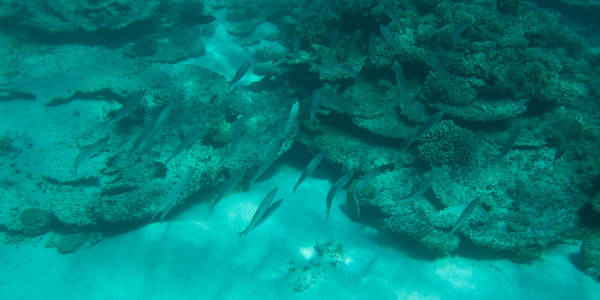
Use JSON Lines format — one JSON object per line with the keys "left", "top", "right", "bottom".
{"left": 368, "top": 31, "right": 377, "bottom": 62}
{"left": 400, "top": 169, "right": 438, "bottom": 200}
{"left": 131, "top": 103, "right": 173, "bottom": 153}
{"left": 166, "top": 114, "right": 208, "bottom": 163}
{"left": 210, "top": 168, "right": 246, "bottom": 213}
{"left": 239, "top": 187, "right": 282, "bottom": 238}
{"left": 310, "top": 88, "right": 322, "bottom": 123}
{"left": 399, "top": 111, "right": 444, "bottom": 152}
{"left": 283, "top": 101, "right": 299, "bottom": 137}
{"left": 105, "top": 91, "right": 144, "bottom": 124}
{"left": 379, "top": 24, "right": 398, "bottom": 49}
{"left": 326, "top": 172, "right": 354, "bottom": 220}
{"left": 350, "top": 171, "right": 381, "bottom": 217}
{"left": 152, "top": 168, "right": 195, "bottom": 222}
{"left": 73, "top": 136, "right": 109, "bottom": 175}
{"left": 249, "top": 139, "right": 282, "bottom": 186}
{"left": 450, "top": 198, "right": 480, "bottom": 234}
{"left": 293, "top": 151, "right": 325, "bottom": 193}
{"left": 496, "top": 126, "right": 521, "bottom": 161}
{"left": 229, "top": 61, "right": 252, "bottom": 86}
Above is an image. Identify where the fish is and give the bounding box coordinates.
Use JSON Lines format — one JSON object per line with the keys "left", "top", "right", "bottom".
{"left": 131, "top": 103, "right": 173, "bottom": 153}
{"left": 379, "top": 24, "right": 398, "bottom": 49}
{"left": 399, "top": 111, "right": 444, "bottom": 153}
{"left": 326, "top": 172, "right": 355, "bottom": 220}
{"left": 350, "top": 171, "right": 381, "bottom": 217}
{"left": 383, "top": 4, "right": 401, "bottom": 22}
{"left": 400, "top": 169, "right": 438, "bottom": 200}
{"left": 393, "top": 60, "right": 406, "bottom": 92}
{"left": 292, "top": 151, "right": 325, "bottom": 193}
{"left": 229, "top": 61, "right": 252, "bottom": 87}
{"left": 310, "top": 88, "right": 322, "bottom": 123}
{"left": 450, "top": 197, "right": 480, "bottom": 234}
{"left": 496, "top": 126, "right": 521, "bottom": 161}
{"left": 210, "top": 168, "right": 246, "bottom": 213}
{"left": 239, "top": 187, "right": 282, "bottom": 238}
{"left": 73, "top": 136, "right": 109, "bottom": 175}
{"left": 329, "top": 26, "right": 340, "bottom": 52}
{"left": 229, "top": 114, "right": 248, "bottom": 151}
{"left": 452, "top": 20, "right": 472, "bottom": 51}
{"left": 292, "top": 35, "right": 301, "bottom": 56}
{"left": 105, "top": 91, "right": 144, "bottom": 124}
{"left": 283, "top": 101, "right": 299, "bottom": 137}
{"left": 152, "top": 167, "right": 195, "bottom": 222}
{"left": 368, "top": 31, "right": 377, "bottom": 62}
{"left": 166, "top": 114, "right": 208, "bottom": 163}
{"left": 249, "top": 139, "right": 282, "bottom": 187}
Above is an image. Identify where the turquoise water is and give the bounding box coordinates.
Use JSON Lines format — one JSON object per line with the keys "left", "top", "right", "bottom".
{"left": 0, "top": 1, "right": 599, "bottom": 299}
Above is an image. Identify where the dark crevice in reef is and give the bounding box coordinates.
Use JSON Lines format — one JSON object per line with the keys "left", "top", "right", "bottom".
{"left": 0, "top": 17, "right": 159, "bottom": 47}
{"left": 316, "top": 111, "right": 405, "bottom": 149}
{"left": 578, "top": 204, "right": 600, "bottom": 229}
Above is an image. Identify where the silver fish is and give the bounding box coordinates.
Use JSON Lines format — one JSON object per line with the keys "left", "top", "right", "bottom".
{"left": 351, "top": 171, "right": 381, "bottom": 217}
{"left": 400, "top": 169, "right": 438, "bottom": 200}
{"left": 497, "top": 126, "right": 521, "bottom": 161}
{"left": 166, "top": 114, "right": 208, "bottom": 163}
{"left": 310, "top": 89, "right": 322, "bottom": 123}
{"left": 326, "top": 172, "right": 354, "bottom": 220}
{"left": 393, "top": 60, "right": 406, "bottom": 92}
{"left": 379, "top": 24, "right": 398, "bottom": 49}
{"left": 450, "top": 198, "right": 480, "bottom": 234}
{"left": 368, "top": 31, "right": 376, "bottom": 62}
{"left": 249, "top": 139, "right": 282, "bottom": 186}
{"left": 293, "top": 151, "right": 325, "bottom": 193}
{"left": 210, "top": 168, "right": 246, "bottom": 213}
{"left": 399, "top": 111, "right": 444, "bottom": 153}
{"left": 105, "top": 91, "right": 144, "bottom": 124}
{"left": 152, "top": 167, "right": 195, "bottom": 222}
{"left": 239, "top": 187, "right": 282, "bottom": 238}
{"left": 73, "top": 136, "right": 109, "bottom": 175}
{"left": 131, "top": 103, "right": 173, "bottom": 153}
{"left": 229, "top": 61, "right": 252, "bottom": 86}
{"left": 283, "top": 101, "right": 299, "bottom": 137}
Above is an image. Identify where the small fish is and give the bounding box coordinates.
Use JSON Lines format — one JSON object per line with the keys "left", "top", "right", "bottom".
{"left": 152, "top": 167, "right": 195, "bottom": 222}
{"left": 229, "top": 114, "right": 248, "bottom": 151}
{"left": 310, "top": 89, "right": 322, "bottom": 123}
{"left": 329, "top": 26, "right": 340, "bottom": 52}
{"left": 399, "top": 111, "right": 444, "bottom": 153}
{"left": 496, "top": 126, "right": 521, "bottom": 161}
{"left": 283, "top": 101, "right": 299, "bottom": 137}
{"left": 249, "top": 139, "right": 282, "bottom": 186}
{"left": 379, "top": 24, "right": 398, "bottom": 49}
{"left": 131, "top": 103, "right": 173, "bottom": 153}
{"left": 393, "top": 60, "right": 406, "bottom": 92}
{"left": 292, "top": 35, "right": 301, "bottom": 56}
{"left": 73, "top": 136, "right": 109, "bottom": 175}
{"left": 239, "top": 187, "right": 282, "bottom": 238}
{"left": 450, "top": 198, "right": 480, "bottom": 234}
{"left": 210, "top": 168, "right": 246, "bottom": 213}
{"left": 166, "top": 114, "right": 208, "bottom": 163}
{"left": 350, "top": 171, "right": 381, "bottom": 217}
{"left": 400, "top": 169, "right": 438, "bottom": 200}
{"left": 452, "top": 20, "right": 472, "bottom": 51}
{"left": 368, "top": 31, "right": 376, "bottom": 62}
{"left": 293, "top": 151, "right": 325, "bottom": 193}
{"left": 105, "top": 91, "right": 144, "bottom": 124}
{"left": 326, "top": 172, "right": 354, "bottom": 220}
{"left": 383, "top": 4, "right": 401, "bottom": 22}
{"left": 229, "top": 61, "right": 252, "bottom": 87}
